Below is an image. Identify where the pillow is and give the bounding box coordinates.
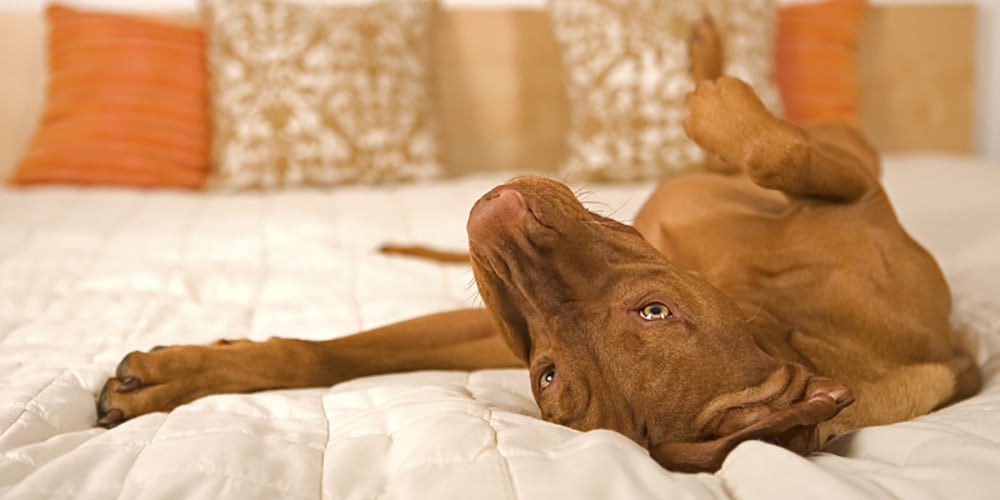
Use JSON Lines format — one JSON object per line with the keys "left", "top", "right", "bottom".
{"left": 202, "top": 0, "right": 442, "bottom": 190}
{"left": 548, "top": 0, "right": 782, "bottom": 182}
{"left": 776, "top": 0, "right": 867, "bottom": 126}
{"left": 8, "top": 5, "right": 210, "bottom": 189}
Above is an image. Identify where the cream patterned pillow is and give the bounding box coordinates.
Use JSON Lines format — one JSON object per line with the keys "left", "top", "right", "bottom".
{"left": 202, "top": 0, "right": 441, "bottom": 189}
{"left": 549, "top": 0, "right": 782, "bottom": 182}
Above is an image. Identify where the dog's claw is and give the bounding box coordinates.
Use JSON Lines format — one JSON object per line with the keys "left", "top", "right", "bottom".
{"left": 688, "top": 15, "right": 723, "bottom": 82}
{"left": 97, "top": 408, "right": 124, "bottom": 428}
{"left": 115, "top": 353, "right": 136, "bottom": 380}
{"left": 117, "top": 377, "right": 140, "bottom": 392}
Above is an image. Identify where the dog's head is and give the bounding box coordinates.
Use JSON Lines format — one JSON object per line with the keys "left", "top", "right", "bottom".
{"left": 467, "top": 176, "right": 853, "bottom": 472}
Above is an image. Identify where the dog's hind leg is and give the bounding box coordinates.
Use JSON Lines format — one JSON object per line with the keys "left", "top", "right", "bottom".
{"left": 687, "top": 16, "right": 743, "bottom": 175}
{"left": 817, "top": 361, "right": 965, "bottom": 444}
{"left": 684, "top": 77, "right": 880, "bottom": 202}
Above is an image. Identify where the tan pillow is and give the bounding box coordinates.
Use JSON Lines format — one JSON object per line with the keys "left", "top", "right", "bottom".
{"left": 549, "top": 0, "right": 782, "bottom": 182}
{"left": 202, "top": 0, "right": 441, "bottom": 190}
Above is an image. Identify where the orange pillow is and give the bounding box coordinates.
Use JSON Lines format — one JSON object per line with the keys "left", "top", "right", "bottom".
{"left": 776, "top": 0, "right": 867, "bottom": 126}
{"left": 8, "top": 5, "right": 209, "bottom": 188}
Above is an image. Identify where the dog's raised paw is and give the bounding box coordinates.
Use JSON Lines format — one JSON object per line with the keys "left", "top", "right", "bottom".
{"left": 684, "top": 77, "right": 777, "bottom": 166}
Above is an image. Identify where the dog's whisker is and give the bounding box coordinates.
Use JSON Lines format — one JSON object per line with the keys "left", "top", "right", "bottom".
{"left": 605, "top": 199, "right": 631, "bottom": 219}
{"left": 463, "top": 285, "right": 484, "bottom": 308}
{"left": 580, "top": 199, "right": 612, "bottom": 213}
{"left": 743, "top": 302, "right": 765, "bottom": 324}
{"left": 573, "top": 185, "right": 595, "bottom": 201}
{"left": 464, "top": 276, "right": 477, "bottom": 292}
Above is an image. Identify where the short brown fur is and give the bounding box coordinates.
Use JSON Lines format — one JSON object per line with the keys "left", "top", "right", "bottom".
{"left": 97, "top": 19, "right": 979, "bottom": 472}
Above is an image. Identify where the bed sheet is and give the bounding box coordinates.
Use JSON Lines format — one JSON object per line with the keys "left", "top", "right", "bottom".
{"left": 0, "top": 154, "right": 998, "bottom": 499}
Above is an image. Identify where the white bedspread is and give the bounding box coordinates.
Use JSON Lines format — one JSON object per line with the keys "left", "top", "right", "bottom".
{"left": 1, "top": 154, "right": 998, "bottom": 499}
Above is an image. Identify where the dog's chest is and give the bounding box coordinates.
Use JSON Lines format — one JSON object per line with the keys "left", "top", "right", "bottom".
{"left": 643, "top": 175, "right": 916, "bottom": 320}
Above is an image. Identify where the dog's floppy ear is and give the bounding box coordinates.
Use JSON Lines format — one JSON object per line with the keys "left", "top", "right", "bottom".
{"left": 483, "top": 301, "right": 536, "bottom": 364}
{"left": 649, "top": 378, "right": 853, "bottom": 472}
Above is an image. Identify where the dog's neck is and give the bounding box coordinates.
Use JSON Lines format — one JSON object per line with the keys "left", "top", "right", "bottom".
{"left": 730, "top": 300, "right": 814, "bottom": 370}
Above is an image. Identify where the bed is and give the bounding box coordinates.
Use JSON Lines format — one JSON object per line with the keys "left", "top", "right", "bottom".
{"left": 0, "top": 153, "right": 998, "bottom": 499}
{"left": 1, "top": 1, "right": 999, "bottom": 499}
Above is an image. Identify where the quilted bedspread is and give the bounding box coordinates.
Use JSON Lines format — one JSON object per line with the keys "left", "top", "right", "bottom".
{"left": 1, "top": 154, "right": 999, "bottom": 499}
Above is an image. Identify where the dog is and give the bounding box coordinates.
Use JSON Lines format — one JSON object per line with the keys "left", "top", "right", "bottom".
{"left": 96, "top": 22, "right": 980, "bottom": 473}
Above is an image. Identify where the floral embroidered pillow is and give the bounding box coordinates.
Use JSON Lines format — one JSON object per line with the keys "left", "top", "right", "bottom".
{"left": 549, "top": 0, "right": 782, "bottom": 182}
{"left": 202, "top": 0, "right": 441, "bottom": 189}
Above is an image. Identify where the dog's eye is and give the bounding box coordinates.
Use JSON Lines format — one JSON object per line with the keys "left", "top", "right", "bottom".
{"left": 539, "top": 367, "right": 555, "bottom": 390}
{"left": 639, "top": 302, "right": 672, "bottom": 321}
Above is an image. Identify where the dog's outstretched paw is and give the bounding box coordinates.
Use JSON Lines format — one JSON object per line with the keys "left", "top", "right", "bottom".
{"left": 96, "top": 346, "right": 200, "bottom": 428}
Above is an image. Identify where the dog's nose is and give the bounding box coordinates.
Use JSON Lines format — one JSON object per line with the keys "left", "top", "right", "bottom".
{"left": 482, "top": 184, "right": 520, "bottom": 202}
{"left": 467, "top": 186, "right": 528, "bottom": 248}
{"left": 471, "top": 186, "right": 526, "bottom": 220}
{"left": 482, "top": 185, "right": 504, "bottom": 201}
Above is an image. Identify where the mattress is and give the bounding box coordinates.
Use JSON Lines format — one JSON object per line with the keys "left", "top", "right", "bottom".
{"left": 0, "top": 153, "right": 998, "bottom": 499}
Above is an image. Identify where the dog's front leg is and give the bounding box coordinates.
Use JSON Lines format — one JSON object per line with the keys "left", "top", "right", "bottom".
{"left": 684, "top": 77, "right": 879, "bottom": 202}
{"left": 97, "top": 308, "right": 522, "bottom": 427}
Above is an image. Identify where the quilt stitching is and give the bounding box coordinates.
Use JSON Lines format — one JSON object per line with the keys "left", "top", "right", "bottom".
{"left": 249, "top": 193, "right": 275, "bottom": 338}
{"left": 1, "top": 482, "right": 122, "bottom": 499}
{"left": 169, "top": 198, "right": 202, "bottom": 305}
{"left": 325, "top": 400, "right": 495, "bottom": 441}
{"left": 110, "top": 415, "right": 169, "bottom": 500}
{"left": 0, "top": 371, "right": 64, "bottom": 443}
{"left": 167, "top": 406, "right": 334, "bottom": 422}
{"left": 128, "top": 424, "right": 329, "bottom": 451}
{"left": 346, "top": 235, "right": 364, "bottom": 334}
{"left": 318, "top": 392, "right": 332, "bottom": 500}
{"left": 909, "top": 416, "right": 1000, "bottom": 444}
{"left": 8, "top": 460, "right": 316, "bottom": 500}
{"left": 115, "top": 460, "right": 317, "bottom": 499}
{"left": 482, "top": 406, "right": 519, "bottom": 500}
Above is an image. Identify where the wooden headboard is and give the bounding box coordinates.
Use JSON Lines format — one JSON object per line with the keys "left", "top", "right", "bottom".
{"left": 858, "top": 4, "right": 977, "bottom": 154}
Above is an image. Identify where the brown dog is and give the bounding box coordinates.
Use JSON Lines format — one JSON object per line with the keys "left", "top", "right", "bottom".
{"left": 96, "top": 34, "right": 980, "bottom": 473}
